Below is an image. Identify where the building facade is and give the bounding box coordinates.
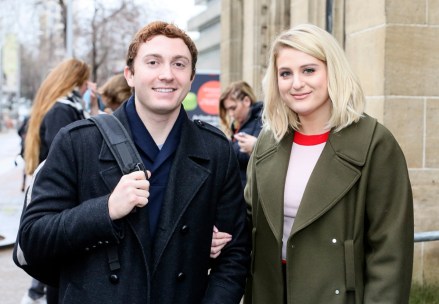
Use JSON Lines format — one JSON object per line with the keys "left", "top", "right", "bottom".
{"left": 188, "top": 0, "right": 222, "bottom": 71}
{"left": 220, "top": 0, "right": 439, "bottom": 285}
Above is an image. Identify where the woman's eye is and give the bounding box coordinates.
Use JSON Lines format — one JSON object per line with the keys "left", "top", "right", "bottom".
{"left": 303, "top": 68, "right": 315, "bottom": 74}
{"left": 279, "top": 71, "right": 291, "bottom": 78}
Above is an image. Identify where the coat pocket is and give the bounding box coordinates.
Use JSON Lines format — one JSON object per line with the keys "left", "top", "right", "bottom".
{"left": 344, "top": 239, "right": 356, "bottom": 291}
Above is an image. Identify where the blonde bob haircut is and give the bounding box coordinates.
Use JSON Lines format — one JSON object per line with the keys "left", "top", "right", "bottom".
{"left": 262, "top": 23, "right": 365, "bottom": 142}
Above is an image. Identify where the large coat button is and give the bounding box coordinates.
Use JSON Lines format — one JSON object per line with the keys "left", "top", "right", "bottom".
{"left": 180, "top": 225, "right": 189, "bottom": 234}
{"left": 109, "top": 274, "right": 119, "bottom": 284}
{"left": 176, "top": 272, "right": 186, "bottom": 282}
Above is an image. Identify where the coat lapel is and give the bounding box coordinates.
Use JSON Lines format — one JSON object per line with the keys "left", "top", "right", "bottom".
{"left": 152, "top": 118, "right": 210, "bottom": 274}
{"left": 290, "top": 142, "right": 360, "bottom": 235}
{"left": 291, "top": 115, "right": 377, "bottom": 235}
{"left": 254, "top": 132, "right": 293, "bottom": 243}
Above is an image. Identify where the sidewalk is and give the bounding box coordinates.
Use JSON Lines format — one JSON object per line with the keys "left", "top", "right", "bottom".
{"left": 0, "top": 128, "right": 26, "bottom": 247}
{"left": 0, "top": 129, "right": 33, "bottom": 303}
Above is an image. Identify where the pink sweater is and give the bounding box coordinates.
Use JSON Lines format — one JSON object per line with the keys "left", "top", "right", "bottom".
{"left": 282, "top": 131, "right": 329, "bottom": 259}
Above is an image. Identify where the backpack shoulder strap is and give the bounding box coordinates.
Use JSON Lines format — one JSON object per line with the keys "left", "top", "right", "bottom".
{"left": 88, "top": 114, "right": 146, "bottom": 275}
{"left": 89, "top": 114, "right": 144, "bottom": 174}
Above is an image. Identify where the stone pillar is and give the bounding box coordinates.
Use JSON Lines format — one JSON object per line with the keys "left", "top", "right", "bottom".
{"left": 241, "top": 0, "right": 291, "bottom": 98}
{"left": 220, "top": 0, "right": 244, "bottom": 88}
{"left": 222, "top": 0, "right": 291, "bottom": 97}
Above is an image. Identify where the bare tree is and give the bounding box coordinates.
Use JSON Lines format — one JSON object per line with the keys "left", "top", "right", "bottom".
{"left": 86, "top": 0, "right": 142, "bottom": 82}
{"left": 13, "top": 0, "right": 174, "bottom": 100}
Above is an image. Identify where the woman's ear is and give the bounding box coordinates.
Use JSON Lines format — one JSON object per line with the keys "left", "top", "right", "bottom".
{"left": 242, "top": 96, "right": 252, "bottom": 107}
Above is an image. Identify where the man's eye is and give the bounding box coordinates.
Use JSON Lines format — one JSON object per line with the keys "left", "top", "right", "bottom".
{"left": 174, "top": 62, "right": 186, "bottom": 68}
{"left": 147, "top": 60, "right": 157, "bottom": 66}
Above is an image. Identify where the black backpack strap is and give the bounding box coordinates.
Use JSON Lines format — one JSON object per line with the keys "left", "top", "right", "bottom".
{"left": 89, "top": 114, "right": 145, "bottom": 174}
{"left": 89, "top": 114, "right": 145, "bottom": 281}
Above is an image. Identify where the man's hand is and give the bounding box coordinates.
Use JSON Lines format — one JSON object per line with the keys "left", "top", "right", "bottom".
{"left": 210, "top": 225, "right": 232, "bottom": 258}
{"left": 108, "top": 170, "right": 150, "bottom": 220}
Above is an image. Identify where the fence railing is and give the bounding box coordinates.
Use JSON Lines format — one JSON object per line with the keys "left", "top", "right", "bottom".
{"left": 414, "top": 231, "right": 439, "bottom": 242}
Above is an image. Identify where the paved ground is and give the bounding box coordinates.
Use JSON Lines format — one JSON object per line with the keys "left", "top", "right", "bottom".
{"left": 0, "top": 129, "right": 33, "bottom": 303}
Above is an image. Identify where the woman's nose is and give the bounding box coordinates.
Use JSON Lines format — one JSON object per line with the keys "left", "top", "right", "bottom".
{"left": 292, "top": 74, "right": 304, "bottom": 89}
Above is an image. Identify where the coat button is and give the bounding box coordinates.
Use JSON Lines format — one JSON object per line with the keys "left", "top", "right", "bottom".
{"left": 335, "top": 289, "right": 340, "bottom": 295}
{"left": 332, "top": 238, "right": 337, "bottom": 244}
{"left": 176, "top": 272, "right": 186, "bottom": 282}
{"left": 109, "top": 274, "right": 119, "bottom": 284}
{"left": 180, "top": 225, "right": 189, "bottom": 234}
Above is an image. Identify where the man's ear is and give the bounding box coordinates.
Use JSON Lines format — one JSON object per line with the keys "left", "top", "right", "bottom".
{"left": 124, "top": 66, "right": 135, "bottom": 88}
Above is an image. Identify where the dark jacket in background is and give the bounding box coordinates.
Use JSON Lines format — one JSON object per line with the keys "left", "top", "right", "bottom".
{"left": 38, "top": 91, "right": 86, "bottom": 163}
{"left": 231, "top": 102, "right": 263, "bottom": 186}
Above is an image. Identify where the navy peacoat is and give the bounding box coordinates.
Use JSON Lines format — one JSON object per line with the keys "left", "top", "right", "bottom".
{"left": 18, "top": 105, "right": 250, "bottom": 303}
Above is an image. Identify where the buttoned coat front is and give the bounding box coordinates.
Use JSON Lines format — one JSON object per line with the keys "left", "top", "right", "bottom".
{"left": 244, "top": 115, "right": 413, "bottom": 304}
{"left": 18, "top": 105, "right": 250, "bottom": 304}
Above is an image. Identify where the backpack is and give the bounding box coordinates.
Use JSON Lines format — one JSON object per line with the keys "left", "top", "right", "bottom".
{"left": 13, "top": 114, "right": 144, "bottom": 287}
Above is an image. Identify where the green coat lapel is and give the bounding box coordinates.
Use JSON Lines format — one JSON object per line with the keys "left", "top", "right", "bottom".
{"left": 254, "top": 131, "right": 293, "bottom": 243}
{"left": 292, "top": 115, "right": 377, "bottom": 235}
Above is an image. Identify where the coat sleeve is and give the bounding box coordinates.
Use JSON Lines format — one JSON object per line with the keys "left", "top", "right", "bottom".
{"left": 363, "top": 125, "right": 414, "bottom": 303}
{"left": 202, "top": 141, "right": 251, "bottom": 304}
{"left": 231, "top": 139, "right": 251, "bottom": 170}
{"left": 18, "top": 127, "right": 121, "bottom": 264}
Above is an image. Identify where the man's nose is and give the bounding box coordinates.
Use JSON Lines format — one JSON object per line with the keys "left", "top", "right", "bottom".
{"left": 158, "top": 65, "right": 174, "bottom": 81}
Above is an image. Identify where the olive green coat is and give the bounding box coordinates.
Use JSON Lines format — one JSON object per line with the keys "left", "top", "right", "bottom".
{"left": 244, "top": 115, "right": 413, "bottom": 304}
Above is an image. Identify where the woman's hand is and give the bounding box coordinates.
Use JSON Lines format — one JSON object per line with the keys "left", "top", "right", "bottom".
{"left": 210, "top": 225, "right": 232, "bottom": 258}
{"left": 87, "top": 81, "right": 100, "bottom": 116}
{"left": 234, "top": 133, "right": 257, "bottom": 155}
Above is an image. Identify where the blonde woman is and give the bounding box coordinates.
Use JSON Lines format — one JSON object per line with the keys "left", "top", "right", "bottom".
{"left": 243, "top": 23, "right": 413, "bottom": 304}
{"left": 218, "top": 81, "right": 263, "bottom": 186}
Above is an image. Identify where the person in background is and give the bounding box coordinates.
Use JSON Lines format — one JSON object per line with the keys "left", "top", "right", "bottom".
{"left": 243, "top": 23, "right": 413, "bottom": 303}
{"left": 17, "top": 21, "right": 249, "bottom": 303}
{"left": 219, "top": 81, "right": 263, "bottom": 186}
{"left": 98, "top": 73, "right": 132, "bottom": 113}
{"left": 211, "top": 81, "right": 264, "bottom": 259}
{"left": 17, "top": 115, "right": 30, "bottom": 192}
{"left": 21, "top": 57, "right": 98, "bottom": 304}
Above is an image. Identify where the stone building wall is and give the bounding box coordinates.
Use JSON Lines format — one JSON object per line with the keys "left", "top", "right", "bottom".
{"left": 221, "top": 0, "right": 439, "bottom": 285}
